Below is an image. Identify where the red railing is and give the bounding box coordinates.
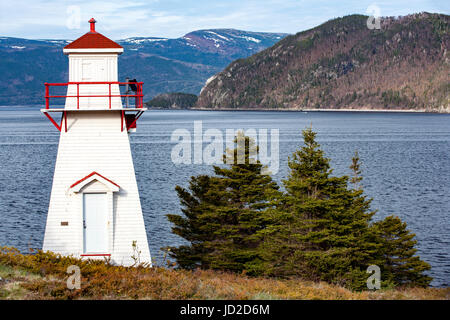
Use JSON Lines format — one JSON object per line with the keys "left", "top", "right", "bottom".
{"left": 44, "top": 81, "right": 144, "bottom": 109}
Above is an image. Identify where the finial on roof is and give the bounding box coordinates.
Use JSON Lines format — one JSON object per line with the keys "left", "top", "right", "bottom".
{"left": 89, "top": 18, "right": 97, "bottom": 33}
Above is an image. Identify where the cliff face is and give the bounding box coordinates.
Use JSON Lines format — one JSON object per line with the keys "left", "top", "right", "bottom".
{"left": 197, "top": 13, "right": 449, "bottom": 112}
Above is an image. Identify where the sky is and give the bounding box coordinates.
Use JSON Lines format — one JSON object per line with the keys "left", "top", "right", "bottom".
{"left": 0, "top": 0, "right": 448, "bottom": 40}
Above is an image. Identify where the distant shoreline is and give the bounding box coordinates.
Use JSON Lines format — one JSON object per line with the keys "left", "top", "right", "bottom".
{"left": 190, "top": 107, "right": 449, "bottom": 114}
{"left": 1, "top": 105, "right": 449, "bottom": 114}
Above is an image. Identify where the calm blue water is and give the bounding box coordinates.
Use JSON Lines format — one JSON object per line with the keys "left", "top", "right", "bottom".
{"left": 0, "top": 107, "right": 449, "bottom": 287}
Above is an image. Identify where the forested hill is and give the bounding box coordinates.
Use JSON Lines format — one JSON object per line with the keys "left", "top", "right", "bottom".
{"left": 196, "top": 13, "right": 449, "bottom": 112}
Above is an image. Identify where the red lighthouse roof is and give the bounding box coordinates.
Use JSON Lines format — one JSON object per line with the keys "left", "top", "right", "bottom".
{"left": 64, "top": 18, "right": 122, "bottom": 50}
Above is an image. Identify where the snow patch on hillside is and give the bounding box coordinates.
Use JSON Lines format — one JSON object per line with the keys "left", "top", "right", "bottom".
{"left": 123, "top": 38, "right": 168, "bottom": 44}
{"left": 205, "top": 31, "right": 230, "bottom": 41}
{"left": 235, "top": 35, "right": 261, "bottom": 43}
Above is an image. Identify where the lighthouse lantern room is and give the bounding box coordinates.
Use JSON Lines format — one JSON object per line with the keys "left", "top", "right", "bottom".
{"left": 42, "top": 19, "right": 151, "bottom": 266}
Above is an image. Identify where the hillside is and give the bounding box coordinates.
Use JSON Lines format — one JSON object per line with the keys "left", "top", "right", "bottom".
{"left": 196, "top": 13, "right": 449, "bottom": 112}
{"left": 0, "top": 248, "right": 448, "bottom": 300}
{"left": 0, "top": 30, "right": 286, "bottom": 105}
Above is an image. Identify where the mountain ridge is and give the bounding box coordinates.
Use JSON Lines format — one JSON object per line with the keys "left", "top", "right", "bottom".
{"left": 196, "top": 13, "right": 449, "bottom": 112}
{"left": 0, "top": 29, "right": 287, "bottom": 105}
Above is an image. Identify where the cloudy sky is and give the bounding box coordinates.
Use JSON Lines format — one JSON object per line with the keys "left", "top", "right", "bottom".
{"left": 0, "top": 0, "right": 448, "bottom": 39}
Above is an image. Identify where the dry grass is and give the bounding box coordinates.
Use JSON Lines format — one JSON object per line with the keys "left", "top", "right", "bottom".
{"left": 0, "top": 247, "right": 448, "bottom": 300}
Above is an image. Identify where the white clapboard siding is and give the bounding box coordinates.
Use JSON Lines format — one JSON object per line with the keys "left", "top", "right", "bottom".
{"left": 43, "top": 111, "right": 151, "bottom": 266}
{"left": 65, "top": 54, "right": 123, "bottom": 110}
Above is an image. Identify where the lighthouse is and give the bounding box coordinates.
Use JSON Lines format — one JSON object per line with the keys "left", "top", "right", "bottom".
{"left": 41, "top": 19, "right": 151, "bottom": 266}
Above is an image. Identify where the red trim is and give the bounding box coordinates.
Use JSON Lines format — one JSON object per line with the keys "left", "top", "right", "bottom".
{"left": 45, "top": 83, "right": 49, "bottom": 108}
{"left": 81, "top": 254, "right": 111, "bottom": 257}
{"left": 121, "top": 110, "right": 124, "bottom": 132}
{"left": 47, "top": 81, "right": 142, "bottom": 85}
{"left": 47, "top": 94, "right": 142, "bottom": 98}
{"left": 44, "top": 81, "right": 144, "bottom": 109}
{"left": 70, "top": 171, "right": 120, "bottom": 189}
{"left": 44, "top": 112, "right": 61, "bottom": 131}
{"left": 126, "top": 111, "right": 143, "bottom": 131}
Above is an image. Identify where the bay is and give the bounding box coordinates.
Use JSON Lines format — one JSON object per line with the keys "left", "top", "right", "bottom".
{"left": 0, "top": 107, "right": 448, "bottom": 287}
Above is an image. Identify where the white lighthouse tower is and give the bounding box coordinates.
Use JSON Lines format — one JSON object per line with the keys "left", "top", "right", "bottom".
{"left": 42, "top": 19, "right": 151, "bottom": 266}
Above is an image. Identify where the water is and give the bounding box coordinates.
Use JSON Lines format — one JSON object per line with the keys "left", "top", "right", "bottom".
{"left": 0, "top": 107, "right": 448, "bottom": 287}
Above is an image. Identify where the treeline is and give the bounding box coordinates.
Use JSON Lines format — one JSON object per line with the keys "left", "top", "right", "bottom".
{"left": 146, "top": 92, "right": 198, "bottom": 109}
{"left": 166, "top": 128, "right": 432, "bottom": 290}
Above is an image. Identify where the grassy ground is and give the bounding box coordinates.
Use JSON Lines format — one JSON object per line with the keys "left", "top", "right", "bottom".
{"left": 0, "top": 247, "right": 448, "bottom": 300}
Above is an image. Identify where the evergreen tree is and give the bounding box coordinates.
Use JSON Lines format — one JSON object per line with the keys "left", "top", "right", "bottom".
{"left": 349, "top": 153, "right": 431, "bottom": 288}
{"left": 165, "top": 175, "right": 222, "bottom": 269}
{"left": 344, "top": 152, "right": 384, "bottom": 288}
{"left": 372, "top": 216, "right": 432, "bottom": 287}
{"left": 260, "top": 128, "right": 378, "bottom": 286}
{"left": 349, "top": 151, "right": 363, "bottom": 187}
{"left": 168, "top": 127, "right": 432, "bottom": 290}
{"left": 260, "top": 129, "right": 427, "bottom": 290}
{"left": 167, "top": 132, "right": 280, "bottom": 273}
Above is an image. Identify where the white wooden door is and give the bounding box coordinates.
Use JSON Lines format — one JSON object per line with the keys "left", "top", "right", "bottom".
{"left": 83, "top": 193, "right": 108, "bottom": 253}
{"left": 81, "top": 58, "right": 107, "bottom": 108}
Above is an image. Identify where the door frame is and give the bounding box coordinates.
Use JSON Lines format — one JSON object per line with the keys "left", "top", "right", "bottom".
{"left": 70, "top": 173, "right": 119, "bottom": 257}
